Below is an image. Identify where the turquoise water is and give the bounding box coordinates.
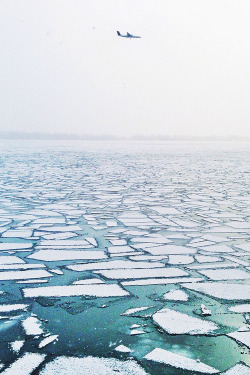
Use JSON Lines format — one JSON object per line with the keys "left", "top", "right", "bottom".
{"left": 0, "top": 140, "right": 249, "bottom": 374}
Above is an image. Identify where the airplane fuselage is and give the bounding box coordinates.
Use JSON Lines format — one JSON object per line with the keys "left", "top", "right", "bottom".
{"left": 117, "top": 31, "right": 141, "bottom": 39}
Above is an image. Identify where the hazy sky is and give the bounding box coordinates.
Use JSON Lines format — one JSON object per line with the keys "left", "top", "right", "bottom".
{"left": 1, "top": 0, "right": 250, "bottom": 137}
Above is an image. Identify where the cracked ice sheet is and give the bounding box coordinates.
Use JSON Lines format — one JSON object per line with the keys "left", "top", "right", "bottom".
{"left": 67, "top": 260, "right": 164, "bottom": 272}
{"left": 197, "top": 268, "right": 250, "bottom": 280}
{"left": 229, "top": 304, "right": 250, "bottom": 313}
{"left": 163, "top": 289, "right": 189, "bottom": 301}
{"left": 22, "top": 284, "right": 130, "bottom": 298}
{"left": 152, "top": 308, "right": 218, "bottom": 335}
{"left": 95, "top": 268, "right": 188, "bottom": 279}
{"left": 200, "top": 245, "right": 234, "bottom": 253}
{"left": 221, "top": 363, "right": 250, "bottom": 374}
{"left": 39, "top": 356, "right": 147, "bottom": 375}
{"left": 1, "top": 229, "right": 33, "bottom": 238}
{"left": 0, "top": 304, "right": 28, "bottom": 312}
{"left": 0, "top": 263, "right": 46, "bottom": 270}
{"left": 38, "top": 240, "right": 93, "bottom": 248}
{"left": 144, "top": 245, "right": 197, "bottom": 255}
{"left": 227, "top": 331, "right": 250, "bottom": 348}
{"left": 122, "top": 277, "right": 204, "bottom": 286}
{"left": 0, "top": 269, "right": 52, "bottom": 281}
{"left": 144, "top": 348, "right": 219, "bottom": 373}
{"left": 1, "top": 353, "right": 46, "bottom": 375}
{"left": 183, "top": 282, "right": 250, "bottom": 300}
{"left": 36, "top": 225, "right": 82, "bottom": 232}
{"left": 151, "top": 206, "right": 181, "bottom": 215}
{"left": 28, "top": 250, "right": 107, "bottom": 261}
{"left": 0, "top": 256, "right": 25, "bottom": 264}
{"left": 107, "top": 246, "right": 136, "bottom": 254}
{"left": 167, "top": 255, "right": 194, "bottom": 264}
{"left": 0, "top": 243, "right": 33, "bottom": 251}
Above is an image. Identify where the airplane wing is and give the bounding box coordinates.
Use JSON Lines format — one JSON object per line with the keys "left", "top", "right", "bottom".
{"left": 126, "top": 32, "right": 132, "bottom": 37}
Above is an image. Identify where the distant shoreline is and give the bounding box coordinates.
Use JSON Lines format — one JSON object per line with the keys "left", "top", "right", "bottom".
{"left": 0, "top": 133, "right": 249, "bottom": 142}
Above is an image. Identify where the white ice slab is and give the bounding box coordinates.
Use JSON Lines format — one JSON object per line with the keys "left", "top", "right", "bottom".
{"left": 23, "top": 284, "right": 130, "bottom": 298}
{"left": 167, "top": 255, "right": 194, "bottom": 265}
{"left": 73, "top": 278, "right": 104, "bottom": 285}
{"left": 107, "top": 246, "right": 136, "bottom": 254}
{"left": 0, "top": 269, "right": 52, "bottom": 281}
{"left": 151, "top": 206, "right": 181, "bottom": 215}
{"left": 10, "top": 340, "right": 24, "bottom": 354}
{"left": 122, "top": 277, "right": 204, "bottom": 286}
{"left": 130, "top": 329, "right": 146, "bottom": 335}
{"left": 0, "top": 304, "right": 28, "bottom": 312}
{"left": 39, "top": 335, "right": 59, "bottom": 348}
{"left": 37, "top": 225, "right": 82, "bottom": 232}
{"left": 221, "top": 363, "right": 250, "bottom": 374}
{"left": 0, "top": 256, "right": 25, "bottom": 264}
{"left": 39, "top": 355, "right": 147, "bottom": 375}
{"left": 38, "top": 240, "right": 92, "bottom": 248}
{"left": 197, "top": 268, "right": 250, "bottom": 280}
{"left": 67, "top": 260, "right": 164, "bottom": 272}
{"left": 115, "top": 345, "right": 132, "bottom": 353}
{"left": 152, "top": 308, "right": 218, "bottom": 335}
{"left": 95, "top": 268, "right": 188, "bottom": 280}
{"left": 229, "top": 304, "right": 250, "bottom": 313}
{"left": 0, "top": 243, "right": 33, "bottom": 251}
{"left": 129, "top": 255, "right": 167, "bottom": 261}
{"left": 2, "top": 230, "right": 33, "bottom": 238}
{"left": 200, "top": 245, "right": 234, "bottom": 253}
{"left": 0, "top": 263, "right": 46, "bottom": 270}
{"left": 122, "top": 306, "right": 154, "bottom": 316}
{"left": 28, "top": 250, "right": 107, "bottom": 261}
{"left": 183, "top": 282, "right": 250, "bottom": 300}
{"left": 22, "top": 316, "right": 44, "bottom": 335}
{"left": 235, "top": 244, "right": 250, "bottom": 252}
{"left": 163, "top": 290, "right": 189, "bottom": 301}
{"left": 1, "top": 352, "right": 46, "bottom": 375}
{"left": 228, "top": 331, "right": 250, "bottom": 348}
{"left": 16, "top": 279, "right": 48, "bottom": 284}
{"left": 195, "top": 255, "right": 223, "bottom": 263}
{"left": 145, "top": 245, "right": 197, "bottom": 255}
{"left": 144, "top": 348, "right": 219, "bottom": 373}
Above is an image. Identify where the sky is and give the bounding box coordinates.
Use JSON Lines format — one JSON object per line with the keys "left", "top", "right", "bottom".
{"left": 1, "top": 0, "right": 250, "bottom": 138}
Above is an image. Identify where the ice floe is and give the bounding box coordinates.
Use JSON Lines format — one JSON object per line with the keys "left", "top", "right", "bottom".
{"left": 152, "top": 308, "right": 218, "bottom": 335}
{"left": 183, "top": 282, "right": 250, "bottom": 300}
{"left": 22, "top": 316, "right": 44, "bottom": 335}
{"left": 115, "top": 345, "right": 132, "bottom": 353}
{"left": 197, "top": 268, "right": 250, "bottom": 280}
{"left": 39, "top": 356, "right": 148, "bottom": 375}
{"left": 28, "top": 250, "right": 107, "bottom": 261}
{"left": 229, "top": 304, "right": 250, "bottom": 313}
{"left": 23, "top": 284, "right": 130, "bottom": 298}
{"left": 67, "top": 260, "right": 164, "bottom": 271}
{"left": 221, "top": 363, "right": 250, "bottom": 374}
{"left": 122, "top": 277, "right": 204, "bottom": 286}
{"left": 0, "top": 269, "right": 52, "bottom": 281}
{"left": 227, "top": 331, "right": 250, "bottom": 348}
{"left": 144, "top": 348, "right": 219, "bottom": 373}
{"left": 1, "top": 352, "right": 46, "bottom": 375}
{"left": 122, "top": 306, "right": 154, "bottom": 316}
{"left": 0, "top": 304, "right": 28, "bottom": 312}
{"left": 9, "top": 340, "right": 25, "bottom": 353}
{"left": 95, "top": 268, "right": 188, "bottom": 280}
{"left": 163, "top": 289, "right": 189, "bottom": 301}
{"left": 38, "top": 334, "right": 59, "bottom": 348}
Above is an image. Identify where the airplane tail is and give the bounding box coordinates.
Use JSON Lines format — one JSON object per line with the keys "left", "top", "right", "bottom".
{"left": 117, "top": 31, "right": 121, "bottom": 36}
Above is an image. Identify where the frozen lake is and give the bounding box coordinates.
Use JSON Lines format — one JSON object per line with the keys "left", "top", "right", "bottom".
{"left": 0, "top": 140, "right": 249, "bottom": 374}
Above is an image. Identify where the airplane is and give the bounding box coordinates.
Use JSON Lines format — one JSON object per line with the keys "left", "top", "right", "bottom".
{"left": 117, "top": 31, "right": 141, "bottom": 39}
